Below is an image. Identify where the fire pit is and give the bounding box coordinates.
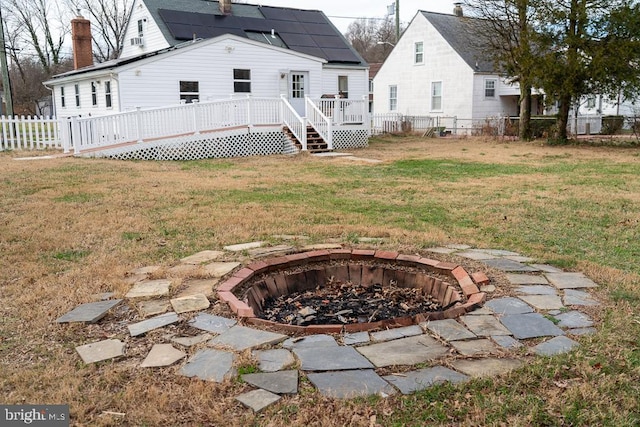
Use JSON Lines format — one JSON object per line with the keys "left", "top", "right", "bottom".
{"left": 216, "top": 249, "right": 486, "bottom": 334}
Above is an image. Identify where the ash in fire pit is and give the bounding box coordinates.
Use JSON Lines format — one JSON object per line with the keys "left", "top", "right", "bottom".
{"left": 263, "top": 279, "right": 443, "bottom": 326}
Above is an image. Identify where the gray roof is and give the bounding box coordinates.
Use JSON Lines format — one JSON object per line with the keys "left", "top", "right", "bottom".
{"left": 143, "top": 0, "right": 367, "bottom": 66}
{"left": 420, "top": 11, "right": 494, "bottom": 73}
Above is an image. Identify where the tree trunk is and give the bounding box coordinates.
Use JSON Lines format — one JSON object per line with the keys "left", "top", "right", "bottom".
{"left": 555, "top": 94, "right": 571, "bottom": 141}
{"left": 518, "top": 82, "right": 532, "bottom": 140}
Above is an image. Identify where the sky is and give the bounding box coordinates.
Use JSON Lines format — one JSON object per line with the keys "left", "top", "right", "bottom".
{"left": 258, "top": 0, "right": 457, "bottom": 33}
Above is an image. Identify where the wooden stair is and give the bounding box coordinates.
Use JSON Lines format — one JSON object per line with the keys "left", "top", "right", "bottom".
{"left": 283, "top": 126, "right": 330, "bottom": 153}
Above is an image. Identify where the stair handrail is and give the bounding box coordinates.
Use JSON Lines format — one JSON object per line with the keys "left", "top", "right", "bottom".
{"left": 280, "top": 95, "right": 307, "bottom": 150}
{"left": 305, "top": 97, "right": 332, "bottom": 150}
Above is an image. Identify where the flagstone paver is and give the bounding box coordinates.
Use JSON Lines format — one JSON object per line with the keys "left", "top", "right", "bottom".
{"left": 125, "top": 279, "right": 172, "bottom": 298}
{"left": 460, "top": 315, "right": 511, "bottom": 337}
{"left": 247, "top": 245, "right": 294, "bottom": 257}
{"left": 171, "top": 334, "right": 213, "bottom": 347}
{"left": 294, "top": 346, "right": 374, "bottom": 371}
{"left": 505, "top": 255, "right": 535, "bottom": 263}
{"left": 170, "top": 294, "right": 210, "bottom": 314}
{"left": 481, "top": 258, "right": 539, "bottom": 272}
{"left": 426, "top": 247, "right": 458, "bottom": 254}
{"left": 180, "top": 250, "right": 224, "bottom": 265}
{"left": 422, "top": 319, "right": 476, "bottom": 341}
{"left": 529, "top": 264, "right": 563, "bottom": 273}
{"left": 567, "top": 327, "right": 596, "bottom": 336}
{"left": 300, "top": 243, "right": 344, "bottom": 250}
{"left": 533, "top": 336, "right": 579, "bottom": 356}
{"left": 517, "top": 294, "right": 564, "bottom": 310}
{"left": 546, "top": 272, "right": 598, "bottom": 289}
{"left": 76, "top": 339, "right": 125, "bottom": 364}
{"left": 180, "top": 348, "right": 235, "bottom": 382}
{"left": 455, "top": 251, "right": 497, "bottom": 260}
{"left": 563, "top": 289, "right": 599, "bottom": 306}
{"left": 167, "top": 264, "right": 200, "bottom": 276}
{"left": 450, "top": 338, "right": 499, "bottom": 356}
{"left": 236, "top": 389, "right": 281, "bottom": 413}
{"left": 500, "top": 313, "right": 564, "bottom": 339}
{"left": 130, "top": 265, "right": 162, "bottom": 275}
{"left": 307, "top": 370, "right": 396, "bottom": 398}
{"left": 189, "top": 313, "right": 237, "bottom": 334}
{"left": 209, "top": 325, "right": 287, "bottom": 351}
{"left": 176, "top": 279, "right": 217, "bottom": 298}
{"left": 451, "top": 358, "right": 523, "bottom": 377}
{"left": 370, "top": 325, "right": 423, "bottom": 342}
{"left": 342, "top": 332, "right": 370, "bottom": 346}
{"left": 485, "top": 297, "right": 534, "bottom": 315}
{"left": 476, "top": 249, "right": 522, "bottom": 257}
{"left": 56, "top": 299, "right": 122, "bottom": 323}
{"left": 514, "top": 285, "right": 557, "bottom": 295}
{"left": 506, "top": 274, "right": 549, "bottom": 285}
{"left": 383, "top": 366, "right": 469, "bottom": 394}
{"left": 138, "top": 300, "right": 170, "bottom": 317}
{"left": 282, "top": 334, "right": 338, "bottom": 349}
{"left": 554, "top": 311, "right": 594, "bottom": 329}
{"left": 203, "top": 262, "right": 241, "bottom": 277}
{"left": 223, "top": 241, "right": 266, "bottom": 252}
{"left": 140, "top": 344, "right": 186, "bottom": 367}
{"left": 356, "top": 335, "right": 449, "bottom": 368}
{"left": 128, "top": 312, "right": 179, "bottom": 337}
{"left": 252, "top": 349, "right": 295, "bottom": 372}
{"left": 491, "top": 335, "right": 523, "bottom": 349}
{"left": 242, "top": 370, "right": 298, "bottom": 394}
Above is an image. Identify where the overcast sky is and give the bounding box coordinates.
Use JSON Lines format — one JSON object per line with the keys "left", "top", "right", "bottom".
{"left": 259, "top": 0, "right": 458, "bottom": 33}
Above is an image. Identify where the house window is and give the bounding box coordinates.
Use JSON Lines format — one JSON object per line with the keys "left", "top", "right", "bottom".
{"left": 369, "top": 79, "right": 374, "bottom": 93}
{"left": 586, "top": 95, "right": 596, "bottom": 109}
{"left": 74, "top": 83, "right": 80, "bottom": 107}
{"left": 414, "top": 42, "right": 424, "bottom": 64}
{"left": 137, "top": 19, "right": 144, "bottom": 37}
{"left": 233, "top": 69, "right": 251, "bottom": 93}
{"left": 60, "top": 87, "right": 66, "bottom": 108}
{"left": 91, "top": 82, "right": 98, "bottom": 106}
{"left": 389, "top": 85, "right": 397, "bottom": 111}
{"left": 485, "top": 79, "right": 497, "bottom": 98}
{"left": 431, "top": 81, "right": 442, "bottom": 111}
{"left": 338, "top": 76, "right": 348, "bottom": 98}
{"left": 291, "top": 73, "right": 304, "bottom": 98}
{"left": 179, "top": 81, "right": 199, "bottom": 103}
{"left": 105, "top": 81, "right": 112, "bottom": 108}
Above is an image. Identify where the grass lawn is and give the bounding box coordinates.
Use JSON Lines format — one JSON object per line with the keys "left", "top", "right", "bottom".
{"left": 1, "top": 135, "right": 639, "bottom": 426}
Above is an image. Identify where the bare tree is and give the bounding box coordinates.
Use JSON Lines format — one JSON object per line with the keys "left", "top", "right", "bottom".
{"left": 345, "top": 18, "right": 400, "bottom": 64}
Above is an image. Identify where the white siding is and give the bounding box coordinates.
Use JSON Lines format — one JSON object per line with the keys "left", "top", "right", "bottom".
{"left": 117, "top": 37, "right": 325, "bottom": 110}
{"left": 53, "top": 74, "right": 120, "bottom": 118}
{"left": 373, "top": 14, "right": 475, "bottom": 118}
{"left": 120, "top": 0, "right": 170, "bottom": 58}
{"left": 471, "top": 74, "right": 518, "bottom": 119}
{"left": 321, "top": 67, "right": 369, "bottom": 100}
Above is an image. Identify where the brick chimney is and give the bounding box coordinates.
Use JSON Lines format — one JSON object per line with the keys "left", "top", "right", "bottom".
{"left": 219, "top": 0, "right": 232, "bottom": 15}
{"left": 71, "top": 14, "right": 93, "bottom": 69}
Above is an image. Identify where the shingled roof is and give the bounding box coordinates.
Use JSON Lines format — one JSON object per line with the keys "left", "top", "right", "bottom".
{"left": 420, "top": 11, "right": 494, "bottom": 73}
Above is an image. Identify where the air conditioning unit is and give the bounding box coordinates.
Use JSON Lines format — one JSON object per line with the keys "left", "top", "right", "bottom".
{"left": 130, "top": 37, "right": 144, "bottom": 47}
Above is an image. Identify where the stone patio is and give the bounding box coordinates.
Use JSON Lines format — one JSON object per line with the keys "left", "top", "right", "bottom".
{"left": 62, "top": 244, "right": 601, "bottom": 413}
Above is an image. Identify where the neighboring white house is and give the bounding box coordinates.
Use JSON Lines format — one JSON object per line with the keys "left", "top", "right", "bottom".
{"left": 373, "top": 8, "right": 543, "bottom": 125}
{"left": 578, "top": 94, "right": 638, "bottom": 117}
{"left": 44, "top": 0, "right": 369, "bottom": 119}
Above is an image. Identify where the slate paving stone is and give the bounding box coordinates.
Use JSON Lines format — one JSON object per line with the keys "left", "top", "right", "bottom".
{"left": 426, "top": 247, "right": 457, "bottom": 254}
{"left": 546, "top": 272, "right": 598, "bottom": 289}
{"left": 252, "top": 349, "right": 295, "bottom": 372}
{"left": 530, "top": 264, "right": 564, "bottom": 273}
{"left": 491, "top": 335, "right": 523, "bottom": 349}
{"left": 76, "top": 339, "right": 125, "bottom": 364}
{"left": 236, "top": 389, "right": 281, "bottom": 413}
{"left": 176, "top": 279, "right": 217, "bottom": 298}
{"left": 356, "top": 335, "right": 449, "bottom": 368}
{"left": 137, "top": 300, "right": 170, "bottom": 317}
{"left": 460, "top": 315, "right": 511, "bottom": 337}
{"left": 167, "top": 264, "right": 200, "bottom": 276}
{"left": 422, "top": 319, "right": 476, "bottom": 341}
{"left": 507, "top": 274, "right": 549, "bottom": 285}
{"left": 476, "top": 249, "right": 521, "bottom": 256}
{"left": 294, "top": 346, "right": 374, "bottom": 371}
{"left": 223, "top": 241, "right": 266, "bottom": 252}
{"left": 209, "top": 325, "right": 287, "bottom": 351}
{"left": 180, "top": 250, "right": 224, "bottom": 265}
{"left": 180, "top": 348, "right": 235, "bottom": 382}
{"left": 203, "top": 262, "right": 241, "bottom": 277}
{"left": 554, "top": 311, "right": 594, "bottom": 329}
{"left": 465, "top": 307, "right": 494, "bottom": 316}
{"left": 505, "top": 255, "right": 535, "bottom": 263}
{"left": 485, "top": 297, "right": 534, "bottom": 315}
{"left": 125, "top": 279, "right": 172, "bottom": 298}
{"left": 563, "top": 289, "right": 599, "bottom": 306}
{"left": 500, "top": 313, "right": 564, "bottom": 339}
{"left": 307, "top": 369, "right": 396, "bottom": 399}
{"left": 481, "top": 259, "right": 539, "bottom": 272}
{"left": 383, "top": 366, "right": 469, "bottom": 394}
{"left": 282, "top": 334, "right": 338, "bottom": 349}
{"left": 189, "top": 313, "right": 237, "bottom": 334}
{"left": 242, "top": 370, "right": 298, "bottom": 394}
{"left": 342, "top": 332, "right": 370, "bottom": 346}
{"left": 370, "top": 325, "right": 423, "bottom": 342}
{"left": 140, "top": 344, "right": 186, "bottom": 367}
{"left": 56, "top": 299, "right": 123, "bottom": 323}
{"left": 358, "top": 237, "right": 385, "bottom": 243}
{"left": 450, "top": 358, "right": 523, "bottom": 378}
{"left": 533, "top": 336, "right": 579, "bottom": 356}
{"left": 170, "top": 293, "right": 210, "bottom": 314}
{"left": 450, "top": 339, "right": 499, "bottom": 356}
{"left": 171, "top": 334, "right": 213, "bottom": 347}
{"left": 455, "top": 251, "right": 497, "bottom": 260}
{"left": 446, "top": 244, "right": 472, "bottom": 250}
{"left": 130, "top": 265, "right": 162, "bottom": 275}
{"left": 514, "top": 285, "right": 557, "bottom": 295}
{"left": 123, "top": 273, "right": 147, "bottom": 285}
{"left": 567, "top": 327, "right": 596, "bottom": 336}
{"left": 128, "top": 312, "right": 179, "bottom": 337}
{"left": 247, "top": 245, "right": 294, "bottom": 257}
{"left": 517, "top": 294, "right": 564, "bottom": 310}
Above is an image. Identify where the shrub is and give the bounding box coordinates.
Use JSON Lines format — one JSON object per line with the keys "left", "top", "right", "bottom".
{"left": 601, "top": 115, "right": 624, "bottom": 135}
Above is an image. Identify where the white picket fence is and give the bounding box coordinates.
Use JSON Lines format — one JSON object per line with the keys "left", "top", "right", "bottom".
{"left": 0, "top": 116, "right": 62, "bottom": 150}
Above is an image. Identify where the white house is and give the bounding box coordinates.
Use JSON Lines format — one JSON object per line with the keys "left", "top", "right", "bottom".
{"left": 373, "top": 7, "right": 543, "bottom": 130}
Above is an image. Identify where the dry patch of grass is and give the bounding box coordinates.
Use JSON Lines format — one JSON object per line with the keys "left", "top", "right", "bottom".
{"left": 1, "top": 135, "right": 640, "bottom": 425}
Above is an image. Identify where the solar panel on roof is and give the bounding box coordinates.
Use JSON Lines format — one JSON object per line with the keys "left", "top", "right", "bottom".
{"left": 302, "top": 23, "right": 338, "bottom": 36}
{"left": 311, "top": 35, "right": 348, "bottom": 49}
{"left": 321, "top": 48, "right": 361, "bottom": 63}
{"left": 259, "top": 6, "right": 297, "bottom": 22}
{"left": 293, "top": 10, "right": 327, "bottom": 24}
{"left": 280, "top": 33, "right": 317, "bottom": 47}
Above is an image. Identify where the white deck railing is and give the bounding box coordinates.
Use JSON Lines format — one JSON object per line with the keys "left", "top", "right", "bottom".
{"left": 306, "top": 97, "right": 333, "bottom": 149}
{"left": 0, "top": 115, "right": 61, "bottom": 150}
{"left": 312, "top": 97, "right": 367, "bottom": 125}
{"left": 280, "top": 95, "right": 307, "bottom": 150}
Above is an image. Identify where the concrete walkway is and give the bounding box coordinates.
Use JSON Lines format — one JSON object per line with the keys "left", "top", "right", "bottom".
{"left": 59, "top": 242, "right": 600, "bottom": 413}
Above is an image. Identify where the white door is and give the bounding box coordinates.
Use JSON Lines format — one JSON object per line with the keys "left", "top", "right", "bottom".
{"left": 289, "top": 71, "right": 308, "bottom": 117}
